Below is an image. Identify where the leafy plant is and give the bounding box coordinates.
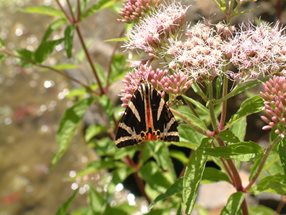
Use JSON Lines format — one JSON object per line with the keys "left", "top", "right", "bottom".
{"left": 1, "top": 0, "right": 286, "bottom": 214}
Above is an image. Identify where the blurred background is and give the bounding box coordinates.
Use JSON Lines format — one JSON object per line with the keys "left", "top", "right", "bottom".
{"left": 0, "top": 0, "right": 285, "bottom": 214}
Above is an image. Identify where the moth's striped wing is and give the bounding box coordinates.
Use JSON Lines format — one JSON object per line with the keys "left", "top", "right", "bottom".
{"left": 115, "top": 83, "right": 179, "bottom": 148}
{"left": 150, "top": 86, "right": 179, "bottom": 142}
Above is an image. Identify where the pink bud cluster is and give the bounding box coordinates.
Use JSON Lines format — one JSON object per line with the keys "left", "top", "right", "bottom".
{"left": 118, "top": 0, "right": 160, "bottom": 23}
{"left": 166, "top": 22, "right": 232, "bottom": 81}
{"left": 260, "top": 76, "right": 286, "bottom": 137}
{"left": 224, "top": 23, "right": 286, "bottom": 81}
{"left": 125, "top": 2, "right": 188, "bottom": 54}
{"left": 120, "top": 65, "right": 167, "bottom": 107}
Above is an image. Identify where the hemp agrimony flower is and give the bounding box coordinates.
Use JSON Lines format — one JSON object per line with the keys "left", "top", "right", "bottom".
{"left": 120, "top": 65, "right": 167, "bottom": 107}
{"left": 125, "top": 2, "right": 188, "bottom": 54}
{"left": 167, "top": 22, "right": 231, "bottom": 81}
{"left": 260, "top": 76, "right": 286, "bottom": 137}
{"left": 224, "top": 23, "right": 286, "bottom": 81}
{"left": 118, "top": 0, "right": 160, "bottom": 23}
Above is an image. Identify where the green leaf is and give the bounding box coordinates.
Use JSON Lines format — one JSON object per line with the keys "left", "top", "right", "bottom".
{"left": 203, "top": 142, "right": 262, "bottom": 161}
{"left": 182, "top": 138, "right": 209, "bottom": 214}
{"left": 170, "top": 150, "right": 188, "bottom": 165}
{"left": 202, "top": 167, "right": 230, "bottom": 182}
{"left": 218, "top": 130, "right": 240, "bottom": 143}
{"left": 0, "top": 54, "right": 6, "bottom": 63}
{"left": 177, "top": 124, "right": 204, "bottom": 149}
{"left": 228, "top": 96, "right": 264, "bottom": 126}
{"left": 52, "top": 63, "right": 78, "bottom": 70}
{"left": 42, "top": 18, "right": 66, "bottom": 42}
{"left": 253, "top": 174, "right": 286, "bottom": 195}
{"left": 249, "top": 205, "right": 275, "bottom": 215}
{"left": 0, "top": 37, "right": 5, "bottom": 48}
{"left": 176, "top": 106, "right": 207, "bottom": 131}
{"left": 150, "top": 178, "right": 183, "bottom": 208}
{"left": 278, "top": 138, "right": 286, "bottom": 174}
{"left": 64, "top": 25, "right": 75, "bottom": 58}
{"left": 104, "top": 203, "right": 137, "bottom": 215}
{"left": 182, "top": 95, "right": 209, "bottom": 116}
{"left": 85, "top": 124, "right": 107, "bottom": 142}
{"left": 22, "top": 6, "right": 64, "bottom": 17}
{"left": 221, "top": 192, "right": 244, "bottom": 215}
{"left": 35, "top": 38, "right": 64, "bottom": 63}
{"left": 17, "top": 49, "right": 35, "bottom": 65}
{"left": 56, "top": 190, "right": 78, "bottom": 215}
{"left": 83, "top": 0, "right": 115, "bottom": 18}
{"left": 216, "top": 80, "right": 262, "bottom": 104}
{"left": 52, "top": 97, "right": 94, "bottom": 165}
{"left": 230, "top": 117, "right": 246, "bottom": 141}
{"left": 89, "top": 186, "right": 106, "bottom": 213}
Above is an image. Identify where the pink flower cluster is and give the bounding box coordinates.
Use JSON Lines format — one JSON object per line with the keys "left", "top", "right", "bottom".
{"left": 224, "top": 23, "right": 286, "bottom": 81}
{"left": 118, "top": 0, "right": 160, "bottom": 23}
{"left": 166, "top": 22, "right": 232, "bottom": 81}
{"left": 125, "top": 2, "right": 188, "bottom": 54}
{"left": 260, "top": 76, "right": 286, "bottom": 137}
{"left": 120, "top": 65, "right": 191, "bottom": 106}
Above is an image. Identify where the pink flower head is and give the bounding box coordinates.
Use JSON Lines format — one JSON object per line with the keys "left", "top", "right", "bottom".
{"left": 224, "top": 22, "right": 286, "bottom": 81}
{"left": 158, "top": 71, "right": 192, "bottom": 94}
{"left": 125, "top": 2, "right": 188, "bottom": 54}
{"left": 120, "top": 65, "right": 167, "bottom": 107}
{"left": 118, "top": 0, "right": 160, "bottom": 23}
{"left": 260, "top": 76, "right": 286, "bottom": 137}
{"left": 167, "top": 22, "right": 227, "bottom": 80}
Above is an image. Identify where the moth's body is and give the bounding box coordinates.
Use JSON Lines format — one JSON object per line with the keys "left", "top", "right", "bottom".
{"left": 115, "top": 82, "right": 179, "bottom": 148}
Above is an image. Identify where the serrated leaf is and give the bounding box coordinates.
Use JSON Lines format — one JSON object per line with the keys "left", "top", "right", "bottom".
{"left": 218, "top": 130, "right": 240, "bottom": 143}
{"left": 253, "top": 174, "right": 286, "bottom": 195}
{"left": 52, "top": 97, "right": 94, "bottom": 165}
{"left": 203, "top": 142, "right": 262, "bottom": 161}
{"left": 150, "top": 178, "right": 183, "bottom": 208}
{"left": 221, "top": 192, "right": 244, "bottom": 215}
{"left": 202, "top": 167, "right": 230, "bottom": 182}
{"left": 278, "top": 138, "right": 286, "bottom": 174}
{"left": 230, "top": 117, "right": 246, "bottom": 141}
{"left": 22, "top": 6, "right": 64, "bottom": 17}
{"left": 35, "top": 38, "right": 64, "bottom": 63}
{"left": 64, "top": 25, "right": 75, "bottom": 58}
{"left": 182, "top": 138, "right": 209, "bottom": 214}
{"left": 228, "top": 96, "right": 264, "bottom": 126}
{"left": 56, "top": 190, "right": 78, "bottom": 215}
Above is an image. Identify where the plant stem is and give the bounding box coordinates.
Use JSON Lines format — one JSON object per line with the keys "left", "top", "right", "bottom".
{"left": 56, "top": 0, "right": 105, "bottom": 95}
{"left": 67, "top": 0, "right": 76, "bottom": 21}
{"left": 219, "top": 75, "right": 228, "bottom": 131}
{"left": 244, "top": 137, "right": 281, "bottom": 191}
{"left": 207, "top": 80, "right": 219, "bottom": 132}
{"left": 124, "top": 156, "right": 151, "bottom": 203}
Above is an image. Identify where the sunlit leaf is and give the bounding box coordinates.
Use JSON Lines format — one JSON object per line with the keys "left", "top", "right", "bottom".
{"left": 56, "top": 190, "right": 78, "bottom": 215}
{"left": 228, "top": 96, "right": 264, "bottom": 126}
{"left": 52, "top": 63, "right": 78, "bottom": 70}
{"left": 249, "top": 205, "right": 275, "bottom": 215}
{"left": 252, "top": 174, "right": 286, "bottom": 195}
{"left": 64, "top": 25, "right": 75, "bottom": 58}
{"left": 182, "top": 95, "right": 209, "bottom": 116}
{"left": 89, "top": 186, "right": 106, "bottom": 213}
{"left": 83, "top": 0, "right": 116, "bottom": 18}
{"left": 221, "top": 192, "right": 244, "bottom": 215}
{"left": 22, "top": 6, "right": 64, "bottom": 17}
{"left": 52, "top": 97, "right": 94, "bottom": 164}
{"left": 218, "top": 130, "right": 240, "bottom": 143}
{"left": 182, "top": 138, "right": 209, "bottom": 214}
{"left": 203, "top": 142, "right": 262, "bottom": 161}
{"left": 230, "top": 117, "right": 246, "bottom": 141}
{"left": 177, "top": 124, "right": 204, "bottom": 149}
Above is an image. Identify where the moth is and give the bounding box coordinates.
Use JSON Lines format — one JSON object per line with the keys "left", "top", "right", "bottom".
{"left": 115, "top": 82, "right": 179, "bottom": 148}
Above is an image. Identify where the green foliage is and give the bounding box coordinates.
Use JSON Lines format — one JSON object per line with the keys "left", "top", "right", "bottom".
{"left": 52, "top": 97, "right": 94, "bottom": 165}
{"left": 8, "top": 1, "right": 286, "bottom": 214}
{"left": 221, "top": 192, "right": 244, "bottom": 215}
